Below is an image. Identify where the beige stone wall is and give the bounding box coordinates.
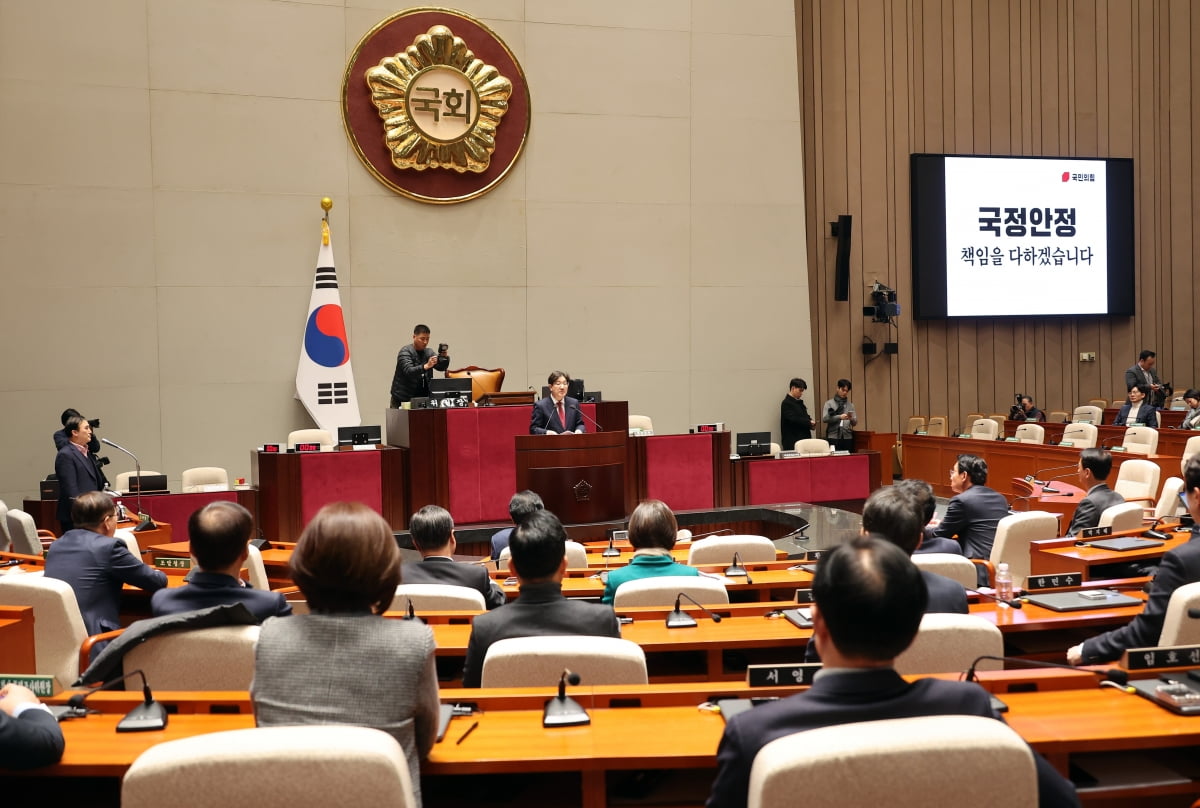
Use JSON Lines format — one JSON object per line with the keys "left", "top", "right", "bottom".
{"left": 0, "top": 0, "right": 811, "bottom": 514}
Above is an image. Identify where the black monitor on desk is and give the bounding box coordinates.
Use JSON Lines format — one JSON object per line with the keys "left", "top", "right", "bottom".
{"left": 337, "top": 425, "right": 382, "bottom": 446}
{"left": 736, "top": 432, "right": 772, "bottom": 456}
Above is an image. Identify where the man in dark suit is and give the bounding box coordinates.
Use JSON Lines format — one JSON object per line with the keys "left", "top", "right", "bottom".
{"left": 779, "top": 377, "right": 813, "bottom": 449}
{"left": 461, "top": 510, "right": 620, "bottom": 687}
{"left": 389, "top": 323, "right": 449, "bottom": 407}
{"left": 1069, "top": 457, "right": 1200, "bottom": 665}
{"left": 44, "top": 491, "right": 167, "bottom": 637}
{"left": 899, "top": 479, "right": 965, "bottom": 555}
{"left": 54, "top": 414, "right": 106, "bottom": 533}
{"left": 1065, "top": 448, "right": 1125, "bottom": 537}
{"left": 1124, "top": 349, "right": 1164, "bottom": 407}
{"left": 490, "top": 490, "right": 544, "bottom": 561}
{"left": 707, "top": 536, "right": 1080, "bottom": 808}
{"left": 403, "top": 504, "right": 505, "bottom": 609}
{"left": 932, "top": 454, "right": 1011, "bottom": 585}
{"left": 1113, "top": 383, "right": 1159, "bottom": 427}
{"left": 0, "top": 683, "right": 65, "bottom": 770}
{"left": 530, "top": 370, "right": 585, "bottom": 435}
{"left": 151, "top": 501, "right": 291, "bottom": 620}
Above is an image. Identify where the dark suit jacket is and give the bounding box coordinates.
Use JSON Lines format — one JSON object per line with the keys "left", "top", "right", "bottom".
{"left": 529, "top": 396, "right": 584, "bottom": 435}
{"left": 401, "top": 556, "right": 506, "bottom": 609}
{"left": 0, "top": 708, "right": 65, "bottom": 770}
{"left": 932, "top": 484, "right": 1011, "bottom": 562}
{"left": 490, "top": 527, "right": 514, "bottom": 561}
{"left": 915, "top": 530, "right": 965, "bottom": 555}
{"left": 53, "top": 443, "right": 104, "bottom": 525}
{"left": 461, "top": 581, "right": 620, "bottom": 687}
{"left": 151, "top": 571, "right": 292, "bottom": 621}
{"left": 780, "top": 395, "right": 813, "bottom": 447}
{"left": 1113, "top": 401, "right": 1158, "bottom": 428}
{"left": 1081, "top": 534, "right": 1200, "bottom": 663}
{"left": 1124, "top": 363, "right": 1161, "bottom": 395}
{"left": 43, "top": 529, "right": 168, "bottom": 635}
{"left": 706, "top": 668, "right": 1080, "bottom": 808}
{"left": 1066, "top": 484, "right": 1125, "bottom": 537}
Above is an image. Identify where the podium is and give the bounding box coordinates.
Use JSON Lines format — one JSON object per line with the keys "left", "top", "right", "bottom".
{"left": 515, "top": 432, "right": 628, "bottom": 524}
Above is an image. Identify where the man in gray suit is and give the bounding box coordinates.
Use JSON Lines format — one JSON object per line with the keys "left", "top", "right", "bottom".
{"left": 403, "top": 504, "right": 505, "bottom": 609}
{"left": 1065, "top": 448, "right": 1125, "bottom": 537}
{"left": 460, "top": 510, "right": 620, "bottom": 687}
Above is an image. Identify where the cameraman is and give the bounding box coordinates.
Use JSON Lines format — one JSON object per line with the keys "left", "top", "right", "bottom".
{"left": 1009, "top": 395, "right": 1046, "bottom": 423}
{"left": 389, "top": 324, "right": 450, "bottom": 407}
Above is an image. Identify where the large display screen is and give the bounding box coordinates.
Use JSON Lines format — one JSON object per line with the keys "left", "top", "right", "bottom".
{"left": 911, "top": 154, "right": 1134, "bottom": 319}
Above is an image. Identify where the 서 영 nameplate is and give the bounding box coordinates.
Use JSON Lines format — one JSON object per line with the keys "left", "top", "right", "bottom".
{"left": 746, "top": 663, "right": 821, "bottom": 687}
{"left": 1025, "top": 572, "right": 1083, "bottom": 591}
{"left": 1125, "top": 645, "right": 1200, "bottom": 670}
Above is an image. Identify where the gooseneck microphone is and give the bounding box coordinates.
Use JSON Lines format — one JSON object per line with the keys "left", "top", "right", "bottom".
{"left": 543, "top": 668, "right": 589, "bottom": 727}
{"left": 963, "top": 654, "right": 1130, "bottom": 690}
{"left": 99, "top": 438, "right": 155, "bottom": 532}
{"left": 1030, "top": 463, "right": 1080, "bottom": 485}
{"left": 1038, "top": 471, "right": 1079, "bottom": 495}
{"left": 65, "top": 668, "right": 168, "bottom": 732}
{"left": 725, "top": 552, "right": 748, "bottom": 578}
{"left": 567, "top": 403, "right": 604, "bottom": 432}
{"left": 666, "top": 592, "right": 724, "bottom": 628}
{"left": 602, "top": 535, "right": 621, "bottom": 558}
{"left": 966, "top": 588, "right": 1024, "bottom": 609}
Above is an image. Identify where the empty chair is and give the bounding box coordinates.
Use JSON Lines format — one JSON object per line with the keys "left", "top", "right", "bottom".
{"left": 990, "top": 511, "right": 1059, "bottom": 590}
{"left": 964, "top": 412, "right": 985, "bottom": 429}
{"left": 986, "top": 415, "right": 1007, "bottom": 435}
{"left": 1157, "top": 582, "right": 1200, "bottom": 647}
{"left": 1122, "top": 426, "right": 1159, "bottom": 456}
{"left": 500, "top": 540, "right": 587, "bottom": 568}
{"left": 748, "top": 715, "right": 1036, "bottom": 808}
{"left": 1072, "top": 405, "right": 1103, "bottom": 424}
{"left": 0, "top": 574, "right": 87, "bottom": 690}
{"left": 445, "top": 365, "right": 505, "bottom": 401}
{"left": 687, "top": 535, "right": 777, "bottom": 566}
{"left": 1098, "top": 502, "right": 1144, "bottom": 533}
{"left": 1183, "top": 435, "right": 1200, "bottom": 474}
{"left": 124, "top": 625, "right": 261, "bottom": 690}
{"left": 122, "top": 726, "right": 416, "bottom": 808}
{"left": 1112, "top": 459, "right": 1161, "bottom": 504}
{"left": 390, "top": 583, "right": 487, "bottom": 612}
{"left": 911, "top": 553, "right": 978, "bottom": 589}
{"left": 1087, "top": 398, "right": 1108, "bottom": 409}
{"left": 768, "top": 442, "right": 782, "bottom": 456}
{"left": 244, "top": 543, "right": 270, "bottom": 591}
{"left": 794, "top": 438, "right": 833, "bottom": 457}
{"left": 925, "top": 416, "right": 948, "bottom": 436}
{"left": 612, "top": 576, "right": 730, "bottom": 608}
{"left": 480, "top": 635, "right": 648, "bottom": 687}
{"left": 1047, "top": 410, "right": 1070, "bottom": 423}
{"left": 1013, "top": 423, "right": 1044, "bottom": 444}
{"left": 6, "top": 509, "right": 45, "bottom": 555}
{"left": 894, "top": 613, "right": 1003, "bottom": 675}
{"left": 114, "top": 471, "right": 166, "bottom": 494}
{"left": 1149, "top": 477, "right": 1186, "bottom": 521}
{"left": 628, "top": 415, "right": 654, "bottom": 434}
{"left": 286, "top": 429, "right": 334, "bottom": 450}
{"left": 969, "top": 418, "right": 998, "bottom": 441}
{"left": 1060, "top": 422, "right": 1098, "bottom": 448}
{"left": 905, "top": 416, "right": 926, "bottom": 433}
{"left": 181, "top": 466, "right": 230, "bottom": 492}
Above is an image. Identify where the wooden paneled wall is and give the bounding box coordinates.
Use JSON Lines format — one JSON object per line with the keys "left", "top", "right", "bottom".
{"left": 796, "top": 0, "right": 1198, "bottom": 433}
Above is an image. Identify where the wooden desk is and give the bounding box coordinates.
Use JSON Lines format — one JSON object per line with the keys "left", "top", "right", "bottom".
{"left": 1031, "top": 530, "right": 1191, "bottom": 578}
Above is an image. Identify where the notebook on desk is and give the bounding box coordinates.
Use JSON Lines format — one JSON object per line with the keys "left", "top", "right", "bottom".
{"left": 1086, "top": 537, "right": 1164, "bottom": 552}
{"left": 782, "top": 608, "right": 813, "bottom": 629}
{"left": 1023, "top": 590, "right": 1143, "bottom": 612}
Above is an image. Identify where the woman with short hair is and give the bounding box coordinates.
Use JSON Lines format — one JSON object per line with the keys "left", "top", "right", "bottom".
{"left": 601, "top": 499, "right": 701, "bottom": 604}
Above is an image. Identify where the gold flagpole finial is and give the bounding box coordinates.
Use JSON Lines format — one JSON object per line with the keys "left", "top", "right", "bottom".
{"left": 320, "top": 198, "right": 333, "bottom": 245}
{"left": 320, "top": 196, "right": 333, "bottom": 213}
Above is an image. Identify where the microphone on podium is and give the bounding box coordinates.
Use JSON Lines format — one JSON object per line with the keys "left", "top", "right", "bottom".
{"left": 567, "top": 403, "right": 604, "bottom": 432}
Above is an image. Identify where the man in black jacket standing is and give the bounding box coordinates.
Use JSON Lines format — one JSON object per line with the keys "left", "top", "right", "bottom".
{"left": 780, "top": 378, "right": 813, "bottom": 450}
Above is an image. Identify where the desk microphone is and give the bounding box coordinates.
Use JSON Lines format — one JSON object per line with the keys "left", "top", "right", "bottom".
{"left": 602, "top": 535, "right": 621, "bottom": 558}
{"left": 666, "top": 592, "right": 724, "bottom": 628}
{"left": 567, "top": 404, "right": 604, "bottom": 432}
{"left": 725, "top": 552, "right": 748, "bottom": 578}
{"left": 1038, "top": 472, "right": 1078, "bottom": 495}
{"left": 1030, "top": 463, "right": 1079, "bottom": 486}
{"left": 65, "top": 668, "right": 168, "bottom": 732}
{"left": 543, "top": 669, "right": 589, "bottom": 727}
{"left": 100, "top": 438, "right": 156, "bottom": 532}
{"left": 963, "top": 655, "right": 1130, "bottom": 690}
{"left": 965, "top": 588, "right": 1024, "bottom": 609}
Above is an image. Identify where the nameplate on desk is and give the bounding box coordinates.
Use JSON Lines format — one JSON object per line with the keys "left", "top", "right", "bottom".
{"left": 1057, "top": 440, "right": 1074, "bottom": 447}
{"left": 803, "top": 551, "right": 825, "bottom": 562}
{"left": 262, "top": 443, "right": 282, "bottom": 453}
{"left": 1073, "top": 419, "right": 1093, "bottom": 424}
{"left": 1004, "top": 436, "right": 1020, "bottom": 442}
{"left": 778, "top": 451, "right": 799, "bottom": 459}
{"left": 1025, "top": 572, "right": 1083, "bottom": 591}
{"left": 957, "top": 433, "right": 971, "bottom": 438}
{"left": 831, "top": 450, "right": 850, "bottom": 455}
{"left": 914, "top": 430, "right": 927, "bottom": 435}
{"left": 1080, "top": 526, "right": 1113, "bottom": 539}
{"left": 747, "top": 663, "right": 820, "bottom": 687}
{"left": 154, "top": 557, "right": 192, "bottom": 570}
{"left": 295, "top": 442, "right": 321, "bottom": 453}
{"left": 1124, "top": 645, "right": 1200, "bottom": 671}
{"left": 0, "top": 674, "right": 54, "bottom": 698}
{"left": 1110, "top": 445, "right": 1127, "bottom": 453}
{"left": 1023, "top": 474, "right": 1037, "bottom": 483}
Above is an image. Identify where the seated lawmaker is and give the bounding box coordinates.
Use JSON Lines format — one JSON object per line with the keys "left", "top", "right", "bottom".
{"left": 530, "top": 370, "right": 585, "bottom": 435}
{"left": 1068, "top": 457, "right": 1200, "bottom": 665}
{"left": 1181, "top": 388, "right": 1200, "bottom": 430}
{"left": 252, "top": 502, "right": 439, "bottom": 807}
{"left": 706, "top": 536, "right": 1080, "bottom": 808}
{"left": 898, "top": 479, "right": 963, "bottom": 555}
{"left": 461, "top": 510, "right": 620, "bottom": 687}
{"left": 1064, "top": 449, "right": 1124, "bottom": 538}
{"left": 0, "top": 684, "right": 65, "bottom": 770}
{"left": 1113, "top": 384, "right": 1158, "bottom": 427}
{"left": 601, "top": 499, "right": 700, "bottom": 603}
{"left": 403, "top": 504, "right": 505, "bottom": 609}
{"left": 931, "top": 454, "right": 1010, "bottom": 585}
{"left": 151, "top": 501, "right": 291, "bottom": 620}
{"left": 490, "top": 490, "right": 544, "bottom": 561}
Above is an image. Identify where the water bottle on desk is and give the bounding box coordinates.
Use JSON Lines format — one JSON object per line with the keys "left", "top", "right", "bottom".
{"left": 994, "top": 562, "right": 1013, "bottom": 604}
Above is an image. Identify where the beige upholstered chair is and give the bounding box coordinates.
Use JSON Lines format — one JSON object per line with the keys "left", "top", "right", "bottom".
{"left": 113, "top": 528, "right": 141, "bottom": 557}
{"left": 243, "top": 544, "right": 270, "bottom": 591}
{"left": 1113, "top": 459, "right": 1161, "bottom": 504}
{"left": 1013, "top": 423, "right": 1045, "bottom": 444}
{"left": 0, "top": 499, "right": 10, "bottom": 552}
{"left": 894, "top": 613, "right": 1003, "bottom": 675}
{"left": 628, "top": 415, "right": 654, "bottom": 433}
{"left": 687, "top": 535, "right": 777, "bottom": 565}
{"left": 612, "top": 576, "right": 730, "bottom": 608}
{"left": 925, "top": 416, "right": 948, "bottom": 436}
{"left": 1149, "top": 477, "right": 1186, "bottom": 521}
{"left": 121, "top": 726, "right": 416, "bottom": 808}
{"left": 1183, "top": 435, "right": 1200, "bottom": 474}
{"left": 1047, "top": 409, "right": 1070, "bottom": 423}
{"left": 1060, "top": 422, "right": 1098, "bottom": 448}
{"left": 1087, "top": 398, "right": 1108, "bottom": 409}
{"left": 1158, "top": 582, "right": 1200, "bottom": 647}
{"left": 480, "top": 636, "right": 648, "bottom": 687}
{"left": 969, "top": 418, "right": 999, "bottom": 441}
{"left": 0, "top": 574, "right": 87, "bottom": 691}
{"left": 1121, "top": 426, "right": 1159, "bottom": 456}
{"left": 1072, "top": 405, "right": 1104, "bottom": 424}
{"left": 794, "top": 438, "right": 833, "bottom": 457}
{"left": 987, "top": 414, "right": 1007, "bottom": 435}
{"left": 390, "top": 583, "right": 486, "bottom": 612}
{"left": 499, "top": 540, "right": 587, "bottom": 569}
{"left": 1098, "top": 502, "right": 1145, "bottom": 533}
{"left": 6, "top": 509, "right": 45, "bottom": 555}
{"left": 990, "top": 511, "right": 1059, "bottom": 589}
{"left": 181, "top": 466, "right": 230, "bottom": 492}
{"left": 124, "top": 625, "right": 260, "bottom": 690}
{"left": 747, "top": 715, "right": 1036, "bottom": 808}
{"left": 768, "top": 442, "right": 782, "bottom": 456}
{"left": 445, "top": 366, "right": 505, "bottom": 402}
{"left": 114, "top": 470, "right": 166, "bottom": 493}
{"left": 905, "top": 416, "right": 926, "bottom": 433}
{"left": 964, "top": 412, "right": 985, "bottom": 430}
{"left": 910, "top": 553, "right": 978, "bottom": 588}
{"left": 286, "top": 429, "right": 334, "bottom": 450}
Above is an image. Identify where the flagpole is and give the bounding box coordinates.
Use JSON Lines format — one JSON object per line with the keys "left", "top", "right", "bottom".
{"left": 321, "top": 196, "right": 332, "bottom": 244}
